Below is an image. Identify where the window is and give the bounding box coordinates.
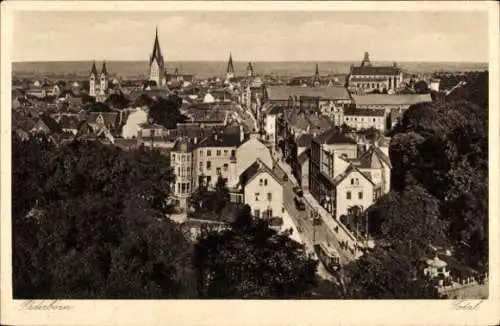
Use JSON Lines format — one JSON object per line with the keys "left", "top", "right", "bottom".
{"left": 177, "top": 167, "right": 180, "bottom": 175}
{"left": 172, "top": 154, "right": 176, "bottom": 161}
{"left": 346, "top": 191, "right": 351, "bottom": 200}
{"left": 206, "top": 161, "right": 212, "bottom": 170}
{"left": 224, "top": 150, "right": 228, "bottom": 156}
{"left": 358, "top": 191, "right": 363, "bottom": 199}
{"left": 199, "top": 161, "right": 203, "bottom": 170}
{"left": 187, "top": 167, "right": 191, "bottom": 175}
{"left": 264, "top": 179, "right": 268, "bottom": 186}
{"left": 267, "top": 192, "right": 272, "bottom": 201}
{"left": 207, "top": 150, "right": 212, "bottom": 157}
{"left": 216, "top": 167, "right": 221, "bottom": 175}
{"left": 199, "top": 150, "right": 204, "bottom": 157}
{"left": 231, "top": 150, "right": 236, "bottom": 157}
{"left": 373, "top": 118, "right": 376, "bottom": 122}
{"left": 351, "top": 178, "right": 354, "bottom": 185}
{"left": 206, "top": 176, "right": 212, "bottom": 185}
{"left": 254, "top": 209, "right": 260, "bottom": 218}
{"left": 223, "top": 163, "right": 228, "bottom": 171}
{"left": 255, "top": 193, "right": 260, "bottom": 201}
{"left": 259, "top": 179, "right": 263, "bottom": 186}
{"left": 216, "top": 150, "right": 221, "bottom": 156}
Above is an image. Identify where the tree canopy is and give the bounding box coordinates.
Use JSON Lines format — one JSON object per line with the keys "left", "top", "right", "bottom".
{"left": 148, "top": 95, "right": 187, "bottom": 129}
{"left": 12, "top": 134, "right": 196, "bottom": 298}
{"left": 388, "top": 82, "right": 488, "bottom": 271}
{"left": 193, "top": 205, "right": 318, "bottom": 298}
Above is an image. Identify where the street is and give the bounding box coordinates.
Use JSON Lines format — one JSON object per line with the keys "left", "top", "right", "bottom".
{"left": 271, "top": 152, "right": 353, "bottom": 268}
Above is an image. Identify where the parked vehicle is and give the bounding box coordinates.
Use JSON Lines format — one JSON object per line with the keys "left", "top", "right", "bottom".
{"left": 295, "top": 196, "right": 306, "bottom": 210}
{"left": 293, "top": 186, "right": 304, "bottom": 197}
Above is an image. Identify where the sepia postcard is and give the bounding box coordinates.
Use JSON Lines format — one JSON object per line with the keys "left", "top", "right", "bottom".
{"left": 1, "top": 1, "right": 499, "bottom": 326}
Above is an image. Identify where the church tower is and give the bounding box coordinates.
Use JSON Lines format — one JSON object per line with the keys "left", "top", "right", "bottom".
{"left": 314, "top": 63, "right": 320, "bottom": 85}
{"left": 100, "top": 61, "right": 108, "bottom": 95}
{"left": 89, "top": 60, "right": 98, "bottom": 97}
{"left": 226, "top": 52, "right": 235, "bottom": 80}
{"left": 246, "top": 62, "right": 254, "bottom": 77}
{"left": 149, "top": 27, "right": 165, "bottom": 87}
{"left": 361, "top": 52, "right": 372, "bottom": 67}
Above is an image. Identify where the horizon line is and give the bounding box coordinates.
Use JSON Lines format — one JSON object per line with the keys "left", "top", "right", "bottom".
{"left": 12, "top": 59, "right": 489, "bottom": 64}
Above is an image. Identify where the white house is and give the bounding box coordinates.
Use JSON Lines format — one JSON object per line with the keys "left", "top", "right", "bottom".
{"left": 203, "top": 92, "right": 215, "bottom": 103}
{"left": 121, "top": 107, "right": 148, "bottom": 139}
{"left": 235, "top": 134, "right": 273, "bottom": 182}
{"left": 240, "top": 159, "right": 284, "bottom": 220}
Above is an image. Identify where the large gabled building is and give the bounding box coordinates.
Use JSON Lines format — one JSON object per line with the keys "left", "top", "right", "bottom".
{"left": 347, "top": 52, "right": 404, "bottom": 94}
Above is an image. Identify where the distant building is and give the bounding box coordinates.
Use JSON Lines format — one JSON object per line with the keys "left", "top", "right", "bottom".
{"left": 149, "top": 27, "right": 165, "bottom": 87}
{"left": 226, "top": 52, "right": 235, "bottom": 80}
{"left": 352, "top": 93, "right": 432, "bottom": 129}
{"left": 429, "top": 79, "right": 441, "bottom": 92}
{"left": 121, "top": 108, "right": 148, "bottom": 139}
{"left": 347, "top": 52, "right": 404, "bottom": 94}
{"left": 247, "top": 62, "right": 255, "bottom": 77}
{"left": 342, "top": 108, "right": 386, "bottom": 132}
{"left": 89, "top": 61, "right": 109, "bottom": 102}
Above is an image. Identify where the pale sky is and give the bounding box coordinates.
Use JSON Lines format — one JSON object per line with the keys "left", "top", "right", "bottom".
{"left": 13, "top": 11, "right": 489, "bottom": 62}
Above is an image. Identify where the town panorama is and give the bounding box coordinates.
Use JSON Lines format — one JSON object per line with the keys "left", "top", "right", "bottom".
{"left": 12, "top": 25, "right": 489, "bottom": 300}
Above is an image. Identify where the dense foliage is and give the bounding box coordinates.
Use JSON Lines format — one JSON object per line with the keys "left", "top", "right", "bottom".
{"left": 13, "top": 136, "right": 319, "bottom": 299}
{"left": 12, "top": 135, "right": 196, "bottom": 298}
{"left": 193, "top": 205, "right": 318, "bottom": 298}
{"left": 346, "top": 72, "right": 488, "bottom": 298}
{"left": 148, "top": 95, "right": 187, "bottom": 129}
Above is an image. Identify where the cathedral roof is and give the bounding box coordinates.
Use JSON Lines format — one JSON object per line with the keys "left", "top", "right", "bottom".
{"left": 150, "top": 27, "right": 164, "bottom": 67}
{"left": 226, "top": 53, "right": 235, "bottom": 74}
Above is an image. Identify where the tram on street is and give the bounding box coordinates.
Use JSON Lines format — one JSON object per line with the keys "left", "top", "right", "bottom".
{"left": 314, "top": 241, "right": 341, "bottom": 274}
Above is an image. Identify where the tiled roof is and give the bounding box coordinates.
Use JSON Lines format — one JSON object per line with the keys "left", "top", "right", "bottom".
{"left": 138, "top": 122, "right": 165, "bottom": 129}
{"left": 296, "top": 133, "right": 314, "bottom": 147}
{"left": 355, "top": 146, "right": 392, "bottom": 169}
{"left": 268, "top": 105, "right": 285, "bottom": 115}
{"left": 343, "top": 108, "right": 385, "bottom": 117}
{"left": 172, "top": 138, "right": 196, "bottom": 152}
{"left": 352, "top": 94, "right": 432, "bottom": 106}
{"left": 58, "top": 115, "right": 81, "bottom": 129}
{"left": 266, "top": 86, "right": 350, "bottom": 101}
{"left": 239, "top": 159, "right": 281, "bottom": 187}
{"left": 298, "top": 148, "right": 310, "bottom": 164}
{"left": 326, "top": 164, "right": 375, "bottom": 187}
{"left": 197, "top": 132, "right": 241, "bottom": 148}
{"left": 314, "top": 128, "right": 357, "bottom": 145}
{"left": 350, "top": 66, "right": 401, "bottom": 76}
{"left": 87, "top": 112, "right": 119, "bottom": 127}
{"left": 39, "top": 115, "right": 63, "bottom": 134}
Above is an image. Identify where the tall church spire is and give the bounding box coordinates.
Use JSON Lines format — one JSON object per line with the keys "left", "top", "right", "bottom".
{"left": 149, "top": 27, "right": 165, "bottom": 87}
{"left": 90, "top": 60, "right": 98, "bottom": 76}
{"left": 314, "top": 63, "right": 319, "bottom": 78}
{"left": 150, "top": 27, "right": 164, "bottom": 67}
{"left": 361, "top": 52, "right": 372, "bottom": 67}
{"left": 246, "top": 62, "right": 254, "bottom": 77}
{"left": 101, "top": 61, "right": 108, "bottom": 75}
{"left": 226, "top": 52, "right": 235, "bottom": 79}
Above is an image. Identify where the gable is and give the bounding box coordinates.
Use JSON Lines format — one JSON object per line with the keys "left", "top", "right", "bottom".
{"left": 337, "top": 170, "right": 374, "bottom": 189}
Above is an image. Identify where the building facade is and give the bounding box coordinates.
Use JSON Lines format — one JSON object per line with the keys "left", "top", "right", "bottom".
{"left": 347, "top": 52, "right": 404, "bottom": 94}
{"left": 240, "top": 160, "right": 284, "bottom": 220}
{"left": 193, "top": 132, "right": 242, "bottom": 189}
{"left": 342, "top": 108, "right": 386, "bottom": 132}
{"left": 170, "top": 138, "right": 195, "bottom": 208}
